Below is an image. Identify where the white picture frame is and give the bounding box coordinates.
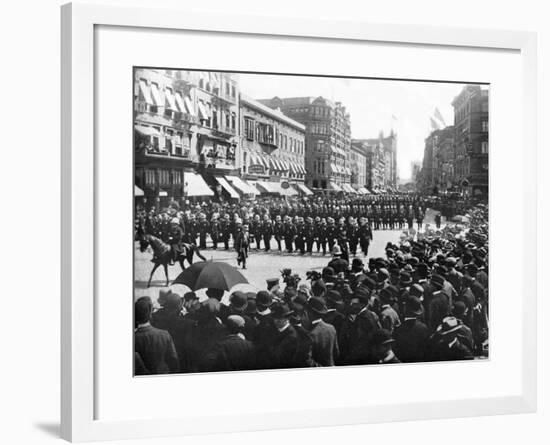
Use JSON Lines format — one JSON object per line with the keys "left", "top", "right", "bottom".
{"left": 61, "top": 2, "right": 537, "bottom": 442}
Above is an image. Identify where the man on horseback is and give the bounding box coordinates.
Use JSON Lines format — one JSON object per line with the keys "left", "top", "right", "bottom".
{"left": 166, "top": 217, "right": 184, "bottom": 265}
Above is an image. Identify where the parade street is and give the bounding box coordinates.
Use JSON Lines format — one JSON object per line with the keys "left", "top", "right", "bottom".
{"left": 135, "top": 227, "right": 403, "bottom": 305}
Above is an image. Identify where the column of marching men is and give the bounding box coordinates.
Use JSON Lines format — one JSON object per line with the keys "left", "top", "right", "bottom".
{"left": 135, "top": 194, "right": 439, "bottom": 266}
{"left": 134, "top": 202, "right": 489, "bottom": 374}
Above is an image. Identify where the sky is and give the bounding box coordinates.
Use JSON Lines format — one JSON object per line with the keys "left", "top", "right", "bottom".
{"left": 235, "top": 72, "right": 471, "bottom": 180}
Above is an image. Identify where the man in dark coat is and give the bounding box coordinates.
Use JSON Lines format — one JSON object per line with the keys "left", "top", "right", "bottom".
{"left": 269, "top": 303, "right": 300, "bottom": 369}
{"left": 393, "top": 295, "right": 429, "bottom": 363}
{"left": 262, "top": 215, "right": 274, "bottom": 252}
{"left": 199, "top": 315, "right": 256, "bottom": 372}
{"left": 338, "top": 290, "right": 381, "bottom": 365}
{"left": 372, "top": 328, "right": 401, "bottom": 364}
{"left": 328, "top": 245, "right": 349, "bottom": 275}
{"left": 427, "top": 274, "right": 451, "bottom": 331}
{"left": 358, "top": 217, "right": 373, "bottom": 257}
{"left": 324, "top": 290, "right": 346, "bottom": 338}
{"left": 273, "top": 215, "right": 284, "bottom": 252}
{"left": 219, "top": 213, "right": 232, "bottom": 250}
{"left": 197, "top": 213, "right": 209, "bottom": 249}
{"left": 283, "top": 216, "right": 297, "bottom": 253}
{"left": 134, "top": 297, "right": 179, "bottom": 375}
{"left": 308, "top": 297, "right": 339, "bottom": 366}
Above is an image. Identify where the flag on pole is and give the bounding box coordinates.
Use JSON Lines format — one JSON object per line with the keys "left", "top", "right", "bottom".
{"left": 434, "top": 107, "right": 446, "bottom": 127}
{"left": 430, "top": 117, "right": 440, "bottom": 131}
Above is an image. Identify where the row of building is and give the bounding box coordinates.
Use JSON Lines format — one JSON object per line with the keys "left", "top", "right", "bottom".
{"left": 134, "top": 68, "right": 398, "bottom": 204}
{"left": 416, "top": 85, "right": 489, "bottom": 199}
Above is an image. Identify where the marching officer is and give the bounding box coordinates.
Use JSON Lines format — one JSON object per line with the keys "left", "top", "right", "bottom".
{"left": 210, "top": 215, "right": 220, "bottom": 250}
{"left": 358, "top": 217, "right": 373, "bottom": 257}
{"left": 251, "top": 214, "right": 262, "bottom": 250}
{"left": 186, "top": 213, "right": 198, "bottom": 245}
{"left": 326, "top": 217, "right": 337, "bottom": 254}
{"left": 219, "top": 213, "right": 232, "bottom": 250}
{"left": 283, "top": 216, "right": 296, "bottom": 253}
{"left": 295, "top": 216, "right": 306, "bottom": 255}
{"left": 304, "top": 216, "right": 316, "bottom": 255}
{"left": 262, "top": 215, "right": 274, "bottom": 252}
{"left": 347, "top": 217, "right": 359, "bottom": 256}
{"left": 273, "top": 215, "right": 284, "bottom": 252}
{"left": 198, "top": 213, "right": 209, "bottom": 249}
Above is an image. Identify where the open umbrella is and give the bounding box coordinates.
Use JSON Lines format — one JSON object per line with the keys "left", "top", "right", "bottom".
{"left": 172, "top": 260, "right": 248, "bottom": 291}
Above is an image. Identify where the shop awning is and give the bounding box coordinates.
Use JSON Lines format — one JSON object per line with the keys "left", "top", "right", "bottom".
{"left": 184, "top": 96, "right": 195, "bottom": 115}
{"left": 135, "top": 185, "right": 144, "bottom": 196}
{"left": 343, "top": 184, "right": 357, "bottom": 193}
{"left": 330, "top": 163, "right": 338, "bottom": 174}
{"left": 183, "top": 172, "right": 214, "bottom": 197}
{"left": 226, "top": 176, "right": 258, "bottom": 195}
{"left": 135, "top": 125, "right": 161, "bottom": 137}
{"left": 358, "top": 187, "right": 369, "bottom": 195}
{"left": 329, "top": 182, "right": 343, "bottom": 192}
{"left": 288, "top": 162, "right": 297, "bottom": 174}
{"left": 215, "top": 176, "right": 239, "bottom": 199}
{"left": 255, "top": 181, "right": 278, "bottom": 194}
{"left": 139, "top": 80, "right": 153, "bottom": 105}
{"left": 164, "top": 88, "right": 177, "bottom": 110}
{"left": 150, "top": 83, "right": 163, "bottom": 106}
{"left": 198, "top": 101, "right": 210, "bottom": 120}
{"left": 297, "top": 163, "right": 306, "bottom": 174}
{"left": 296, "top": 183, "right": 313, "bottom": 195}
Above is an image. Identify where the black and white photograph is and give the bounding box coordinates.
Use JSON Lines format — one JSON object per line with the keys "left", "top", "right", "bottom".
{"left": 133, "top": 68, "right": 489, "bottom": 375}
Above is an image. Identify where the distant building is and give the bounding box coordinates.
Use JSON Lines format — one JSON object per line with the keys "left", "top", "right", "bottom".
{"left": 257, "top": 96, "right": 353, "bottom": 192}
{"left": 410, "top": 161, "right": 421, "bottom": 183}
{"left": 349, "top": 143, "right": 368, "bottom": 190}
{"left": 353, "top": 130, "right": 398, "bottom": 192}
{"left": 452, "top": 85, "right": 489, "bottom": 198}
{"left": 420, "top": 126, "right": 455, "bottom": 194}
{"left": 239, "top": 95, "right": 306, "bottom": 186}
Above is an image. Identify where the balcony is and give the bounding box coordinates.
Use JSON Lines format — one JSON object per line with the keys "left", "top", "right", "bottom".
{"left": 212, "top": 125, "right": 237, "bottom": 138}
{"left": 211, "top": 89, "right": 237, "bottom": 105}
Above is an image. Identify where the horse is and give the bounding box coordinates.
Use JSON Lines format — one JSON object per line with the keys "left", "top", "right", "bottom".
{"left": 138, "top": 234, "right": 206, "bottom": 287}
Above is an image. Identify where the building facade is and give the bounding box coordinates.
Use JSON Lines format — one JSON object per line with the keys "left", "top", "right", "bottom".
{"left": 349, "top": 143, "right": 367, "bottom": 190}
{"left": 452, "top": 85, "right": 489, "bottom": 198}
{"left": 258, "top": 96, "right": 352, "bottom": 191}
{"left": 239, "top": 95, "right": 306, "bottom": 184}
{"left": 420, "top": 126, "right": 455, "bottom": 194}
{"left": 353, "top": 130, "right": 398, "bottom": 192}
{"left": 134, "top": 69, "right": 240, "bottom": 205}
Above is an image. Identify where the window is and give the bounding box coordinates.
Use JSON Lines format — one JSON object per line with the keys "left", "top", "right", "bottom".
{"left": 231, "top": 112, "right": 236, "bottom": 130}
{"left": 172, "top": 170, "right": 182, "bottom": 184}
{"left": 212, "top": 109, "right": 218, "bottom": 128}
{"left": 244, "top": 118, "right": 255, "bottom": 140}
{"left": 225, "top": 82, "right": 230, "bottom": 95}
{"left": 482, "top": 121, "right": 488, "bottom": 132}
{"left": 481, "top": 141, "right": 489, "bottom": 154}
{"left": 225, "top": 111, "right": 230, "bottom": 129}
{"left": 231, "top": 85, "right": 236, "bottom": 98}
{"left": 145, "top": 169, "right": 156, "bottom": 186}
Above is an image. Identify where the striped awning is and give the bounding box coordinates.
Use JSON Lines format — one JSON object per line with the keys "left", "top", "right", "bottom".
{"left": 329, "top": 182, "right": 343, "bottom": 192}
{"left": 226, "top": 176, "right": 259, "bottom": 195}
{"left": 135, "top": 185, "right": 144, "bottom": 197}
{"left": 296, "top": 183, "right": 313, "bottom": 195}
{"left": 215, "top": 177, "right": 239, "bottom": 199}
{"left": 183, "top": 172, "right": 214, "bottom": 197}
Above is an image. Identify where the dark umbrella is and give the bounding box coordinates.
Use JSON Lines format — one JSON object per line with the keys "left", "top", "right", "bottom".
{"left": 172, "top": 261, "right": 248, "bottom": 291}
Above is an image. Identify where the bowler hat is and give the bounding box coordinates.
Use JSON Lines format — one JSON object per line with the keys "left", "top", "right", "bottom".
{"left": 271, "top": 302, "right": 293, "bottom": 319}
{"left": 230, "top": 291, "right": 248, "bottom": 311}
{"left": 409, "top": 283, "right": 424, "bottom": 298}
{"left": 326, "top": 290, "right": 343, "bottom": 304}
{"left": 266, "top": 278, "right": 280, "bottom": 289}
{"left": 256, "top": 290, "right": 273, "bottom": 308}
{"left": 431, "top": 274, "right": 445, "bottom": 289}
{"left": 308, "top": 296, "right": 328, "bottom": 315}
{"left": 405, "top": 295, "right": 423, "bottom": 316}
{"left": 399, "top": 272, "right": 413, "bottom": 286}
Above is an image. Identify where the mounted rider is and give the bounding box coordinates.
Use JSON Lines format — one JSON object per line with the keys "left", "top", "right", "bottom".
{"left": 166, "top": 217, "right": 184, "bottom": 265}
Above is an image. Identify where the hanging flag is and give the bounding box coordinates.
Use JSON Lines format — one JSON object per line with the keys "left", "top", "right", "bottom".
{"left": 430, "top": 117, "right": 440, "bottom": 131}
{"left": 434, "top": 107, "right": 446, "bottom": 127}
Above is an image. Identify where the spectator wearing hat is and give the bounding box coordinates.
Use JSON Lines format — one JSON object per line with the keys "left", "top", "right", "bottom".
{"left": 456, "top": 276, "right": 476, "bottom": 329}
{"left": 427, "top": 274, "right": 451, "bottom": 331}
{"left": 308, "top": 297, "right": 339, "bottom": 366}
{"left": 328, "top": 245, "right": 349, "bottom": 275}
{"left": 451, "top": 302, "right": 475, "bottom": 352}
{"left": 372, "top": 329, "right": 401, "bottom": 364}
{"left": 134, "top": 297, "right": 179, "bottom": 375}
{"left": 445, "top": 257, "right": 463, "bottom": 294}
{"left": 200, "top": 315, "right": 256, "bottom": 372}
{"left": 270, "top": 303, "right": 301, "bottom": 369}
{"left": 324, "top": 290, "right": 346, "bottom": 337}
{"left": 428, "top": 316, "right": 474, "bottom": 361}
{"left": 253, "top": 291, "right": 278, "bottom": 368}
{"left": 393, "top": 295, "right": 429, "bottom": 363}
{"left": 338, "top": 289, "right": 381, "bottom": 365}
{"left": 379, "top": 288, "right": 401, "bottom": 334}
{"left": 150, "top": 290, "right": 196, "bottom": 371}
{"left": 186, "top": 298, "right": 227, "bottom": 372}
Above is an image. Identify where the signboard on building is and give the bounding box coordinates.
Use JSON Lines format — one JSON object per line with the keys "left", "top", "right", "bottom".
{"left": 248, "top": 164, "right": 265, "bottom": 175}
{"left": 281, "top": 181, "right": 290, "bottom": 189}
